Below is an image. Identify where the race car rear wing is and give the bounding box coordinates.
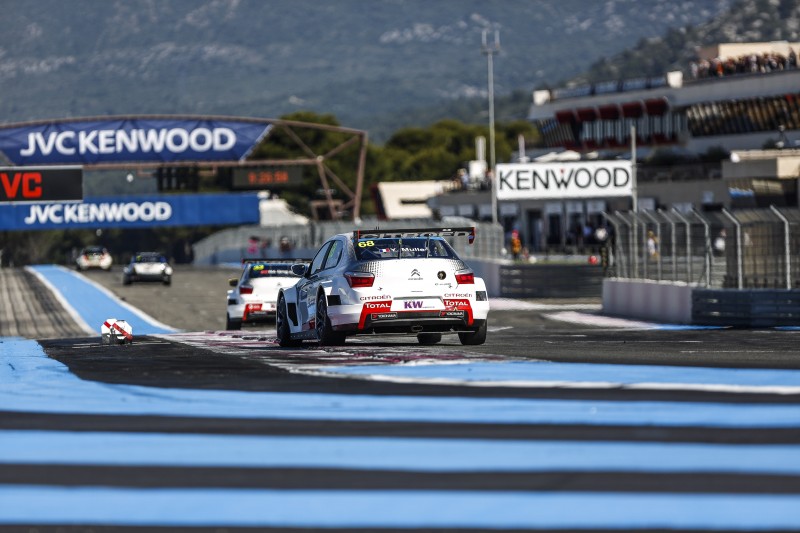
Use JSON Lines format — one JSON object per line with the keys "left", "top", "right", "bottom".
{"left": 353, "top": 227, "right": 475, "bottom": 244}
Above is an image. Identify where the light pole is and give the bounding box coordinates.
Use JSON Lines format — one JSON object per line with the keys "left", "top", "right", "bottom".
{"left": 482, "top": 29, "right": 500, "bottom": 225}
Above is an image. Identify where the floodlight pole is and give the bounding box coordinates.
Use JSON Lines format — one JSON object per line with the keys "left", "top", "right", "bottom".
{"left": 482, "top": 29, "right": 500, "bottom": 225}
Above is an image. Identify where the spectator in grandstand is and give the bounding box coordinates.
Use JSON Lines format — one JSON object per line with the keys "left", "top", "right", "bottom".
{"left": 692, "top": 51, "right": 793, "bottom": 80}
{"left": 458, "top": 168, "right": 469, "bottom": 190}
{"left": 647, "top": 231, "right": 659, "bottom": 260}
{"left": 279, "top": 236, "right": 293, "bottom": 254}
{"left": 481, "top": 169, "right": 494, "bottom": 191}
{"left": 714, "top": 229, "right": 726, "bottom": 256}
{"left": 509, "top": 230, "right": 522, "bottom": 261}
{"left": 247, "top": 236, "right": 260, "bottom": 256}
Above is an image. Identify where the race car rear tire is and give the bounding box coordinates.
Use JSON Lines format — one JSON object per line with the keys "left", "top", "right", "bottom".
{"left": 163, "top": 277, "right": 171, "bottom": 286}
{"left": 417, "top": 332, "right": 442, "bottom": 345}
{"left": 225, "top": 315, "right": 242, "bottom": 330}
{"left": 122, "top": 276, "right": 132, "bottom": 286}
{"left": 277, "top": 295, "right": 301, "bottom": 347}
{"left": 316, "top": 294, "right": 346, "bottom": 346}
{"left": 458, "top": 319, "right": 487, "bottom": 345}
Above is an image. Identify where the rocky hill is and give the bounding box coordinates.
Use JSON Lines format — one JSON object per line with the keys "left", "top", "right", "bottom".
{"left": 0, "top": 0, "right": 765, "bottom": 140}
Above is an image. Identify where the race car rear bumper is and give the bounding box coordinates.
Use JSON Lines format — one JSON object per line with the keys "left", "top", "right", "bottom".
{"left": 128, "top": 274, "right": 169, "bottom": 281}
{"left": 329, "top": 301, "right": 489, "bottom": 334}
{"left": 242, "top": 302, "right": 278, "bottom": 323}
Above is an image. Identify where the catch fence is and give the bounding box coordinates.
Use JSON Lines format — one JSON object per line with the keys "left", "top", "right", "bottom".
{"left": 603, "top": 207, "right": 800, "bottom": 289}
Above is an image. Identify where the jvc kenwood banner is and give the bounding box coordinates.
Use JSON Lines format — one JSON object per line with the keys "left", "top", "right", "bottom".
{"left": 0, "top": 118, "right": 272, "bottom": 166}
{"left": 496, "top": 161, "right": 633, "bottom": 200}
{"left": 0, "top": 192, "right": 261, "bottom": 231}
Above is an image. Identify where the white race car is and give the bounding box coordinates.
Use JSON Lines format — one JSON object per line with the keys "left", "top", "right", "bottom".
{"left": 226, "top": 260, "right": 305, "bottom": 330}
{"left": 122, "top": 252, "right": 173, "bottom": 286}
{"left": 276, "top": 227, "right": 489, "bottom": 346}
{"left": 75, "top": 246, "right": 113, "bottom": 271}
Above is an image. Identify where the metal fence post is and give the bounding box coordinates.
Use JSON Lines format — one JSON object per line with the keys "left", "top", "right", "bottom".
{"left": 603, "top": 212, "right": 624, "bottom": 278}
{"left": 722, "top": 208, "right": 743, "bottom": 289}
{"left": 631, "top": 211, "right": 649, "bottom": 279}
{"left": 617, "top": 210, "right": 638, "bottom": 278}
{"left": 671, "top": 208, "right": 692, "bottom": 284}
{"left": 770, "top": 205, "right": 792, "bottom": 289}
{"left": 691, "top": 208, "right": 712, "bottom": 288}
{"left": 663, "top": 209, "right": 678, "bottom": 282}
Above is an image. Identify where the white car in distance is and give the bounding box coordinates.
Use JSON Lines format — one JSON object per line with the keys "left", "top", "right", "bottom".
{"left": 75, "top": 246, "right": 113, "bottom": 271}
{"left": 122, "top": 252, "right": 173, "bottom": 286}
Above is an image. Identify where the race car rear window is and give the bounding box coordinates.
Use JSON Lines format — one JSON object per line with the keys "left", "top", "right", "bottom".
{"left": 355, "top": 238, "right": 458, "bottom": 260}
{"left": 246, "top": 264, "right": 302, "bottom": 277}
{"left": 135, "top": 255, "right": 166, "bottom": 263}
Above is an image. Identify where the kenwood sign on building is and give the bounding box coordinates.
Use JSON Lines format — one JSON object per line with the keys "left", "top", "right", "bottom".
{"left": 496, "top": 161, "right": 633, "bottom": 200}
{"left": 488, "top": 161, "right": 634, "bottom": 252}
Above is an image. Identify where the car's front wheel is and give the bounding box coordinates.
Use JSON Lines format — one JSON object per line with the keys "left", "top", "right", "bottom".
{"left": 458, "top": 319, "right": 487, "bottom": 345}
{"left": 277, "top": 294, "right": 301, "bottom": 347}
{"left": 316, "top": 294, "right": 346, "bottom": 346}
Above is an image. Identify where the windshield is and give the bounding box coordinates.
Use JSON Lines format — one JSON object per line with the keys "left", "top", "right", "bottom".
{"left": 135, "top": 254, "right": 166, "bottom": 263}
{"left": 354, "top": 237, "right": 458, "bottom": 261}
{"left": 245, "top": 263, "right": 302, "bottom": 278}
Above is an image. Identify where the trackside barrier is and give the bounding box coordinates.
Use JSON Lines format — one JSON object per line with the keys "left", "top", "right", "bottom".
{"left": 499, "top": 264, "right": 603, "bottom": 298}
{"left": 693, "top": 289, "right": 800, "bottom": 327}
{"left": 602, "top": 279, "right": 693, "bottom": 324}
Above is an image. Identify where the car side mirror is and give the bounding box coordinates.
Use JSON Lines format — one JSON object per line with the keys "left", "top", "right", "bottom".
{"left": 291, "top": 263, "right": 308, "bottom": 277}
{"left": 228, "top": 278, "right": 238, "bottom": 287}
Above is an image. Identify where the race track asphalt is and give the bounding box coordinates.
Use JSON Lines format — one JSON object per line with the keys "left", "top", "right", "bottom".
{"left": 3, "top": 264, "right": 800, "bottom": 531}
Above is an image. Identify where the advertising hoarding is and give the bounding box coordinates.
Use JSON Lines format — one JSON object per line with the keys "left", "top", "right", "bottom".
{"left": 0, "top": 119, "right": 272, "bottom": 166}
{"left": 0, "top": 192, "right": 261, "bottom": 231}
{"left": 496, "top": 161, "right": 633, "bottom": 200}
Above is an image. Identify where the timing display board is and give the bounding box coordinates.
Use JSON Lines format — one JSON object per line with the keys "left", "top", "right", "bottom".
{"left": 232, "top": 166, "right": 303, "bottom": 189}
{"left": 0, "top": 166, "right": 83, "bottom": 203}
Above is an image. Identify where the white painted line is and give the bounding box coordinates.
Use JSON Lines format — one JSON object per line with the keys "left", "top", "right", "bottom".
{"left": 544, "top": 310, "right": 670, "bottom": 329}
{"left": 490, "top": 298, "right": 601, "bottom": 311}
{"left": 308, "top": 371, "right": 800, "bottom": 395}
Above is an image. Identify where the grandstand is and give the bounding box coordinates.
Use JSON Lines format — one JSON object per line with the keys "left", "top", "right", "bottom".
{"left": 529, "top": 41, "right": 800, "bottom": 155}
